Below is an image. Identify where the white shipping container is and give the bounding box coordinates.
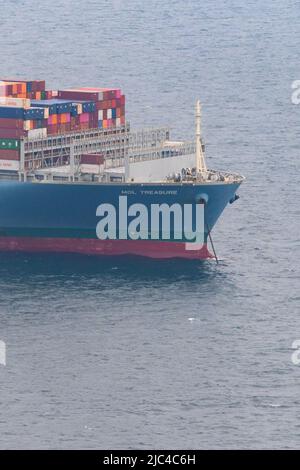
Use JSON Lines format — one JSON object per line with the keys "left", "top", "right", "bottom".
{"left": 80, "top": 163, "right": 104, "bottom": 174}
{"left": 107, "top": 109, "right": 112, "bottom": 119}
{"left": 0, "top": 97, "right": 31, "bottom": 108}
{"left": 116, "top": 118, "right": 121, "bottom": 127}
{"left": 0, "top": 159, "right": 20, "bottom": 171}
{"left": 27, "top": 128, "right": 47, "bottom": 140}
{"left": 23, "top": 120, "right": 31, "bottom": 131}
{"left": 98, "top": 110, "right": 103, "bottom": 120}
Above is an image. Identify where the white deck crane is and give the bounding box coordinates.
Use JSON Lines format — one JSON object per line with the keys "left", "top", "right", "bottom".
{"left": 195, "top": 100, "right": 207, "bottom": 176}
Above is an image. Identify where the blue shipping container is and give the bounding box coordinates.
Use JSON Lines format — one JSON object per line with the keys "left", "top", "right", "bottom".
{"left": 75, "top": 101, "right": 96, "bottom": 113}
{"left": 0, "top": 107, "right": 24, "bottom": 119}
{"left": 31, "top": 100, "right": 57, "bottom": 115}
{"left": 31, "top": 99, "right": 74, "bottom": 115}
{"left": 71, "top": 104, "right": 79, "bottom": 117}
{"left": 23, "top": 107, "right": 46, "bottom": 120}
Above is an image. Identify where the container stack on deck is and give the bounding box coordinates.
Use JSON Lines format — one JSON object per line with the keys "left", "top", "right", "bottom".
{"left": 0, "top": 79, "right": 126, "bottom": 170}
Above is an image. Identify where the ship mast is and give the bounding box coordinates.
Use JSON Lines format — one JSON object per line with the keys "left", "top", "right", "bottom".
{"left": 195, "top": 100, "right": 207, "bottom": 175}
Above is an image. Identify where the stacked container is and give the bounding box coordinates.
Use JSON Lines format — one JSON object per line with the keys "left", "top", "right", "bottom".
{"left": 0, "top": 79, "right": 126, "bottom": 168}
{"left": 57, "top": 88, "right": 125, "bottom": 129}
{"left": 0, "top": 79, "right": 51, "bottom": 100}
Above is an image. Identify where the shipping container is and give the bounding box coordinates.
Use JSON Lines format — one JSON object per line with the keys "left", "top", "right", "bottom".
{"left": 80, "top": 113, "right": 89, "bottom": 124}
{"left": 0, "top": 79, "right": 125, "bottom": 138}
{"left": 0, "top": 159, "right": 20, "bottom": 170}
{"left": 0, "top": 118, "right": 25, "bottom": 129}
{"left": 27, "top": 128, "right": 47, "bottom": 140}
{"left": 0, "top": 138, "right": 20, "bottom": 150}
{"left": 0, "top": 149, "right": 20, "bottom": 160}
{"left": 0, "top": 97, "right": 31, "bottom": 109}
{"left": 70, "top": 103, "right": 82, "bottom": 116}
{"left": 0, "top": 107, "right": 24, "bottom": 119}
{"left": 73, "top": 101, "right": 96, "bottom": 113}
{"left": 47, "top": 124, "right": 58, "bottom": 135}
{"left": 74, "top": 87, "right": 121, "bottom": 100}
{"left": 58, "top": 90, "right": 99, "bottom": 102}
{"left": 0, "top": 128, "right": 26, "bottom": 138}
{"left": 81, "top": 153, "right": 105, "bottom": 165}
{"left": 0, "top": 79, "right": 45, "bottom": 92}
{"left": 31, "top": 100, "right": 57, "bottom": 115}
{"left": 24, "top": 107, "right": 48, "bottom": 120}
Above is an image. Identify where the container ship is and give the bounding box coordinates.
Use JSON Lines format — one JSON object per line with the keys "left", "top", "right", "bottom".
{"left": 0, "top": 78, "right": 244, "bottom": 260}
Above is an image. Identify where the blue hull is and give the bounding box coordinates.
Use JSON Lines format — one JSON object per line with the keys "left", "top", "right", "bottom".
{"left": 0, "top": 180, "right": 241, "bottom": 259}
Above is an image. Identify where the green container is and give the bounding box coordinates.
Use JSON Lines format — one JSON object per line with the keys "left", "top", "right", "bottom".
{"left": 0, "top": 139, "right": 20, "bottom": 150}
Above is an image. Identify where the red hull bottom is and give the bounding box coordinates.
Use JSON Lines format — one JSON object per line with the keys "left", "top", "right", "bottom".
{"left": 0, "top": 237, "right": 213, "bottom": 260}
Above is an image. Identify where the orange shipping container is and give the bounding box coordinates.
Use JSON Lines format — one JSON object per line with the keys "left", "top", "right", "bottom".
{"left": 61, "top": 113, "right": 68, "bottom": 124}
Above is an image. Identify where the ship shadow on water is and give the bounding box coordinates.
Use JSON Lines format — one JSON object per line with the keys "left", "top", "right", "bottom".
{"left": 0, "top": 252, "right": 227, "bottom": 288}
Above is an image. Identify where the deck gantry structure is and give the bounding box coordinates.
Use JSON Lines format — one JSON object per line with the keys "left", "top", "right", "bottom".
{"left": 18, "top": 124, "right": 197, "bottom": 181}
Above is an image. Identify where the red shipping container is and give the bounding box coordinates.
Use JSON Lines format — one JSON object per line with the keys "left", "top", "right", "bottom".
{"left": 59, "top": 123, "right": 71, "bottom": 133}
{"left": 0, "top": 128, "right": 26, "bottom": 138}
{"left": 89, "top": 118, "right": 97, "bottom": 129}
{"left": 58, "top": 90, "right": 99, "bottom": 102}
{"left": 0, "top": 118, "right": 25, "bottom": 129}
{"left": 81, "top": 153, "right": 104, "bottom": 165}
{"left": 0, "top": 149, "right": 20, "bottom": 160}
{"left": 95, "top": 101, "right": 103, "bottom": 111}
{"left": 47, "top": 124, "right": 58, "bottom": 135}
{"left": 75, "top": 88, "right": 121, "bottom": 101}
{"left": 36, "top": 80, "right": 46, "bottom": 92}
{"left": 120, "top": 95, "right": 125, "bottom": 106}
